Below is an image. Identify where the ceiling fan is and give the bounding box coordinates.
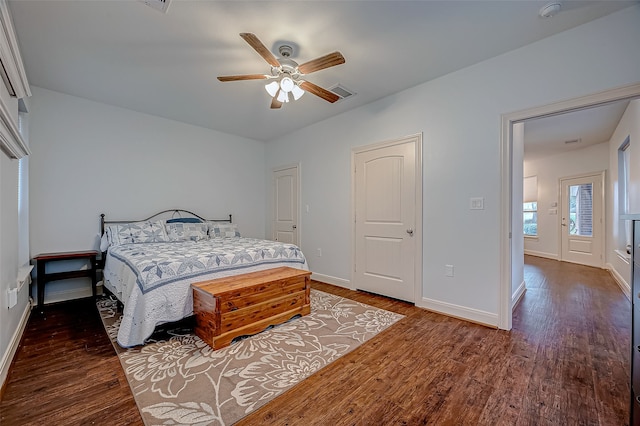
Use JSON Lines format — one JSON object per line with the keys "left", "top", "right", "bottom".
{"left": 217, "top": 33, "right": 345, "bottom": 109}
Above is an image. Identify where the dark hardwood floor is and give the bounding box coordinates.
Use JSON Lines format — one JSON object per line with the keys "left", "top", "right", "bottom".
{"left": 0, "top": 256, "right": 631, "bottom": 425}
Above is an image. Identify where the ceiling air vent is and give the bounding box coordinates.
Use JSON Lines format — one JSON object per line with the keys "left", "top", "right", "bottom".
{"left": 140, "top": 0, "right": 172, "bottom": 13}
{"left": 564, "top": 138, "right": 582, "bottom": 145}
{"left": 329, "top": 84, "right": 356, "bottom": 102}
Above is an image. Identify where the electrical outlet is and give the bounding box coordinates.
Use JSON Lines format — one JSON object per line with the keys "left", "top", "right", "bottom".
{"left": 470, "top": 197, "right": 484, "bottom": 210}
{"left": 7, "top": 288, "right": 18, "bottom": 308}
{"left": 317, "top": 248, "right": 322, "bottom": 257}
{"left": 445, "top": 264, "right": 454, "bottom": 277}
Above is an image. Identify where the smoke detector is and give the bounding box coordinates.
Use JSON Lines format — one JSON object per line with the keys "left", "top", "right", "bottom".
{"left": 539, "top": 2, "right": 562, "bottom": 18}
{"left": 140, "top": 0, "right": 171, "bottom": 13}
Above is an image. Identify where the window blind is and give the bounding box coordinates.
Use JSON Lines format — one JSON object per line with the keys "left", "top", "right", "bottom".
{"left": 523, "top": 176, "right": 537, "bottom": 203}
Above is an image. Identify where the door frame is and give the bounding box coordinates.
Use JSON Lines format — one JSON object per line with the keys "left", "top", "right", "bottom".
{"left": 272, "top": 163, "right": 301, "bottom": 245}
{"left": 558, "top": 171, "right": 605, "bottom": 268}
{"left": 350, "top": 133, "right": 423, "bottom": 304}
{"left": 500, "top": 82, "right": 640, "bottom": 330}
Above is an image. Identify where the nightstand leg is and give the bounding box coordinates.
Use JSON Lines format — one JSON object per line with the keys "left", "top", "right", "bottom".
{"left": 37, "top": 260, "right": 45, "bottom": 310}
{"left": 90, "top": 255, "right": 97, "bottom": 298}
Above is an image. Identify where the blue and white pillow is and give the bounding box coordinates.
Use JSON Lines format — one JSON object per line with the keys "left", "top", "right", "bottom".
{"left": 166, "top": 222, "right": 208, "bottom": 242}
{"left": 207, "top": 222, "right": 240, "bottom": 238}
{"left": 105, "top": 220, "right": 169, "bottom": 246}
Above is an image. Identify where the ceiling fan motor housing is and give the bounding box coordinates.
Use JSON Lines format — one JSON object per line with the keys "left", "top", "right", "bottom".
{"left": 276, "top": 57, "right": 300, "bottom": 78}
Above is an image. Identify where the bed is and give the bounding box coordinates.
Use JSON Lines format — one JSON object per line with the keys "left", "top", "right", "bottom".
{"left": 100, "top": 210, "right": 308, "bottom": 347}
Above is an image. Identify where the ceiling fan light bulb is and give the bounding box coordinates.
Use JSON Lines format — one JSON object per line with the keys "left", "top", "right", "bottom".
{"left": 280, "top": 77, "right": 294, "bottom": 93}
{"left": 265, "top": 81, "right": 279, "bottom": 97}
{"left": 291, "top": 84, "right": 305, "bottom": 100}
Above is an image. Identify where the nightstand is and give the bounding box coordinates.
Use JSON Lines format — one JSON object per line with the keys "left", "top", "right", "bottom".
{"left": 32, "top": 250, "right": 98, "bottom": 309}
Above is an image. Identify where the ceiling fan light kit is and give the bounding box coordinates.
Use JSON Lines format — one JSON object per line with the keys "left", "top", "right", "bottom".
{"left": 217, "top": 33, "right": 345, "bottom": 109}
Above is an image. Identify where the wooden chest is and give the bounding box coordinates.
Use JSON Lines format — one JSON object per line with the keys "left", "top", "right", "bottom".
{"left": 191, "top": 267, "right": 311, "bottom": 350}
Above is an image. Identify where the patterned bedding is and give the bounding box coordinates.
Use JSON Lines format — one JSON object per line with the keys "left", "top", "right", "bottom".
{"left": 103, "top": 237, "right": 308, "bottom": 347}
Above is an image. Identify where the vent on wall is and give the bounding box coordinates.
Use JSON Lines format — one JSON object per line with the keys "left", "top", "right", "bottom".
{"left": 329, "top": 84, "right": 356, "bottom": 102}
{"left": 140, "top": 0, "right": 172, "bottom": 13}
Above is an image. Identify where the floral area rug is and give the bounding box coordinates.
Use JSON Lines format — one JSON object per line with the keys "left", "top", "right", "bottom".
{"left": 97, "top": 289, "right": 404, "bottom": 426}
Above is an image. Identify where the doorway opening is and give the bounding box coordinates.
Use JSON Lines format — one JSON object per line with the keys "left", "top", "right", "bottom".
{"left": 500, "top": 82, "right": 640, "bottom": 330}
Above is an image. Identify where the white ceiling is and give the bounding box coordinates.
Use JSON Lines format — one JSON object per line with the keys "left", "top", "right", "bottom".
{"left": 523, "top": 101, "right": 630, "bottom": 160}
{"left": 7, "top": 0, "right": 637, "bottom": 143}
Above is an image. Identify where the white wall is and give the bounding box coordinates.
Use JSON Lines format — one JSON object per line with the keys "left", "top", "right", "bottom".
{"left": 265, "top": 5, "right": 640, "bottom": 322}
{"left": 607, "top": 99, "right": 640, "bottom": 290}
{"left": 29, "top": 87, "right": 266, "bottom": 302}
{"left": 523, "top": 142, "right": 610, "bottom": 259}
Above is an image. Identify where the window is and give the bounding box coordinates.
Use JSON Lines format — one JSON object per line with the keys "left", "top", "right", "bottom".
{"left": 523, "top": 176, "right": 537, "bottom": 236}
{"left": 568, "top": 183, "right": 592, "bottom": 236}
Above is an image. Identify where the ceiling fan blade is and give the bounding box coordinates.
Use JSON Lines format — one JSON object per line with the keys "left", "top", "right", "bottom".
{"left": 298, "top": 52, "right": 345, "bottom": 74}
{"left": 299, "top": 81, "right": 340, "bottom": 103}
{"left": 239, "top": 33, "right": 281, "bottom": 68}
{"left": 270, "top": 96, "right": 282, "bottom": 109}
{"left": 217, "top": 74, "right": 268, "bottom": 82}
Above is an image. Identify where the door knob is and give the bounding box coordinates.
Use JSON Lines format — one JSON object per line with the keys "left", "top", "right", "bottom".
{"left": 292, "top": 225, "right": 297, "bottom": 229}
{"left": 406, "top": 228, "right": 414, "bottom": 236}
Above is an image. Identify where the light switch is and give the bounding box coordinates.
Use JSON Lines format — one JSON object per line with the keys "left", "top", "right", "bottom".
{"left": 445, "top": 264, "right": 454, "bottom": 277}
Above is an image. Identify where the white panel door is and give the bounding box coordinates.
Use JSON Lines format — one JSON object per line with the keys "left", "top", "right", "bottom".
{"left": 354, "top": 140, "right": 416, "bottom": 302}
{"left": 273, "top": 166, "right": 299, "bottom": 245}
{"left": 560, "top": 172, "right": 604, "bottom": 268}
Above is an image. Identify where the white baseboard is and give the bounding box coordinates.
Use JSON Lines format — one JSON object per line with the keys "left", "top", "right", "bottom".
{"left": 0, "top": 301, "right": 31, "bottom": 392}
{"left": 524, "top": 250, "right": 558, "bottom": 260}
{"left": 606, "top": 262, "right": 631, "bottom": 300}
{"left": 512, "top": 280, "right": 526, "bottom": 310}
{"left": 418, "top": 297, "right": 498, "bottom": 328}
{"left": 311, "top": 272, "right": 350, "bottom": 289}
